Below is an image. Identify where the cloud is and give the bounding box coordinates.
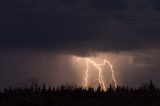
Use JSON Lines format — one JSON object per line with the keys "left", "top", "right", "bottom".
{"left": 1, "top": 0, "right": 160, "bottom": 89}
{"left": 0, "top": 0, "right": 160, "bottom": 55}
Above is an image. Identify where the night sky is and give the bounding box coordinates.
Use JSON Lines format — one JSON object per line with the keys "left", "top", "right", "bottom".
{"left": 0, "top": 0, "right": 160, "bottom": 89}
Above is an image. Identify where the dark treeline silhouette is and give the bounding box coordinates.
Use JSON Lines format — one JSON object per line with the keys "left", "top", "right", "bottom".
{"left": 0, "top": 80, "right": 160, "bottom": 106}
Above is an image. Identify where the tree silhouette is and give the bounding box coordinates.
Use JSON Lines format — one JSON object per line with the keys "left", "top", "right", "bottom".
{"left": 0, "top": 81, "right": 160, "bottom": 106}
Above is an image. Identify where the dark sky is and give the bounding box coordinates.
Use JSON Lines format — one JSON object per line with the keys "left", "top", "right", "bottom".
{"left": 0, "top": 0, "right": 160, "bottom": 88}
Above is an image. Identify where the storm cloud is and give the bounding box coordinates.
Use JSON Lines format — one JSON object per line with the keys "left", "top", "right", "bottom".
{"left": 0, "top": 0, "right": 160, "bottom": 88}
{"left": 0, "top": 0, "right": 160, "bottom": 55}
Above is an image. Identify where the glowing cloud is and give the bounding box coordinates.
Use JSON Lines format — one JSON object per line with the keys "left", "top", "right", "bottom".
{"left": 73, "top": 56, "right": 118, "bottom": 91}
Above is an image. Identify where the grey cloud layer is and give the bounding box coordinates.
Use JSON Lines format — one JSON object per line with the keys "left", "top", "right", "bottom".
{"left": 1, "top": 0, "right": 160, "bottom": 88}
{"left": 0, "top": 0, "right": 160, "bottom": 54}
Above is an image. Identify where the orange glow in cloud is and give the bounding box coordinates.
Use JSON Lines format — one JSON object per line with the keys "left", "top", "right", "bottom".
{"left": 73, "top": 56, "right": 118, "bottom": 91}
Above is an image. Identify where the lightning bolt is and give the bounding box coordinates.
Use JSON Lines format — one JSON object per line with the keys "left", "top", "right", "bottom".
{"left": 74, "top": 57, "right": 118, "bottom": 91}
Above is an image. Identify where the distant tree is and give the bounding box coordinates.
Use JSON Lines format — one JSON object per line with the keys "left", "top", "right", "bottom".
{"left": 42, "top": 83, "right": 46, "bottom": 93}
{"left": 97, "top": 85, "right": 102, "bottom": 92}
{"left": 48, "top": 86, "right": 51, "bottom": 93}
{"left": 149, "top": 80, "right": 156, "bottom": 90}
{"left": 108, "top": 84, "right": 114, "bottom": 93}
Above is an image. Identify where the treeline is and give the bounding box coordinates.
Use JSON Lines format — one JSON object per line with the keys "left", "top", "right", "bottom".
{"left": 0, "top": 81, "right": 160, "bottom": 106}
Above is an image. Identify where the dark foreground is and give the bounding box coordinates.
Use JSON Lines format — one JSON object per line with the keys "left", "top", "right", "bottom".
{"left": 1, "top": 81, "right": 160, "bottom": 106}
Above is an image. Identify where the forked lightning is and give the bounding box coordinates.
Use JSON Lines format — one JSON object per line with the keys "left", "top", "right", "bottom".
{"left": 74, "top": 57, "right": 118, "bottom": 91}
